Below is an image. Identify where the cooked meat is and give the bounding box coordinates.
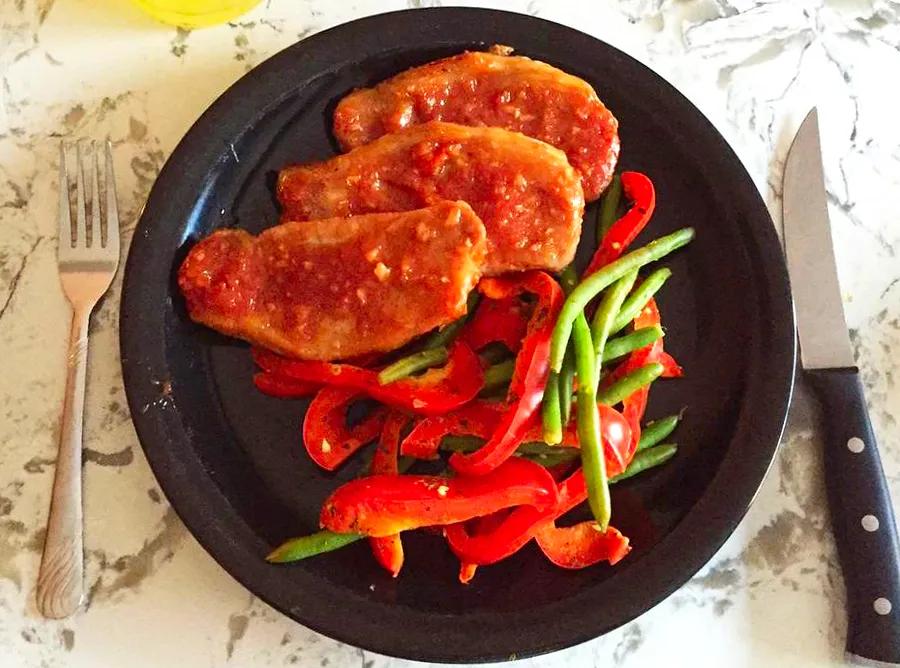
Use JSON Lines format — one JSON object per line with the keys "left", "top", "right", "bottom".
{"left": 333, "top": 49, "right": 619, "bottom": 201}
{"left": 178, "top": 202, "right": 487, "bottom": 361}
{"left": 277, "top": 121, "right": 584, "bottom": 275}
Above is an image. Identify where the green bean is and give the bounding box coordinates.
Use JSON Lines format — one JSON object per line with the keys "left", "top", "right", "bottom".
{"left": 590, "top": 271, "right": 638, "bottom": 389}
{"left": 573, "top": 313, "right": 610, "bottom": 530}
{"left": 541, "top": 369, "right": 564, "bottom": 445}
{"left": 377, "top": 346, "right": 448, "bottom": 385}
{"left": 559, "top": 263, "right": 579, "bottom": 295}
{"left": 602, "top": 326, "right": 663, "bottom": 362}
{"left": 638, "top": 413, "right": 682, "bottom": 451}
{"left": 423, "top": 292, "right": 481, "bottom": 349}
{"left": 442, "top": 421, "right": 679, "bottom": 478}
{"left": 518, "top": 443, "right": 578, "bottom": 458}
{"left": 550, "top": 228, "right": 694, "bottom": 372}
{"left": 558, "top": 344, "right": 576, "bottom": 425}
{"left": 527, "top": 451, "right": 580, "bottom": 468}
{"left": 556, "top": 267, "right": 579, "bottom": 428}
{"left": 482, "top": 359, "right": 515, "bottom": 390}
{"left": 440, "top": 435, "right": 578, "bottom": 459}
{"left": 610, "top": 267, "right": 673, "bottom": 335}
{"left": 397, "top": 455, "right": 415, "bottom": 472}
{"left": 440, "top": 432, "right": 676, "bottom": 476}
{"left": 610, "top": 444, "right": 677, "bottom": 482}
{"left": 598, "top": 362, "right": 664, "bottom": 406}
{"left": 266, "top": 531, "right": 361, "bottom": 563}
{"left": 597, "top": 174, "right": 623, "bottom": 240}
{"left": 571, "top": 314, "right": 596, "bottom": 391}
{"left": 440, "top": 435, "right": 486, "bottom": 453}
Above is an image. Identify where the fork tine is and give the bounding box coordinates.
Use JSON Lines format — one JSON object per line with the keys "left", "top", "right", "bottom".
{"left": 104, "top": 141, "right": 120, "bottom": 254}
{"left": 58, "top": 142, "right": 72, "bottom": 250}
{"left": 91, "top": 141, "right": 101, "bottom": 248}
{"left": 75, "top": 141, "right": 87, "bottom": 246}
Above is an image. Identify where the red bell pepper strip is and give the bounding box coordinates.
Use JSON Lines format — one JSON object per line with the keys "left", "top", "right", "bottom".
{"left": 401, "top": 401, "right": 505, "bottom": 459}
{"left": 584, "top": 172, "right": 656, "bottom": 277}
{"left": 633, "top": 299, "right": 662, "bottom": 343}
{"left": 456, "top": 510, "right": 511, "bottom": 584}
{"left": 659, "top": 351, "right": 683, "bottom": 378}
{"left": 371, "top": 413, "right": 407, "bottom": 473}
{"left": 461, "top": 295, "right": 529, "bottom": 354}
{"left": 596, "top": 405, "right": 631, "bottom": 474}
{"left": 444, "top": 430, "right": 632, "bottom": 566}
{"left": 450, "top": 272, "right": 563, "bottom": 476}
{"left": 253, "top": 341, "right": 484, "bottom": 416}
{"left": 370, "top": 532, "right": 404, "bottom": 577}
{"left": 303, "top": 388, "right": 387, "bottom": 471}
{"left": 369, "top": 413, "right": 407, "bottom": 577}
{"left": 253, "top": 372, "right": 319, "bottom": 398}
{"left": 320, "top": 457, "right": 559, "bottom": 538}
{"left": 621, "top": 388, "right": 649, "bottom": 462}
{"left": 458, "top": 562, "right": 478, "bottom": 584}
{"left": 534, "top": 522, "right": 631, "bottom": 568}
{"left": 445, "top": 504, "right": 546, "bottom": 565}
{"left": 618, "top": 298, "right": 665, "bottom": 457}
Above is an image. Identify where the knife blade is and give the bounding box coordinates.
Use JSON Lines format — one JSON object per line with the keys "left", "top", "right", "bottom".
{"left": 783, "top": 107, "right": 900, "bottom": 667}
{"left": 783, "top": 108, "right": 855, "bottom": 370}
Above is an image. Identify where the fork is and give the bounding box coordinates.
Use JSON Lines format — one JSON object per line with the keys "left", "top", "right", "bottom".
{"left": 36, "top": 141, "right": 120, "bottom": 618}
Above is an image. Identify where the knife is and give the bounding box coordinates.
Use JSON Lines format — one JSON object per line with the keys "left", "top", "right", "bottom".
{"left": 783, "top": 107, "right": 900, "bottom": 666}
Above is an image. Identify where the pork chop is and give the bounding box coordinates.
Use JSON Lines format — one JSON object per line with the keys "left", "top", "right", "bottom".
{"left": 178, "top": 201, "right": 487, "bottom": 361}
{"left": 277, "top": 121, "right": 584, "bottom": 275}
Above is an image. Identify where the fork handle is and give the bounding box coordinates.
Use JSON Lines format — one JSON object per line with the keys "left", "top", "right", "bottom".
{"left": 37, "top": 307, "right": 89, "bottom": 618}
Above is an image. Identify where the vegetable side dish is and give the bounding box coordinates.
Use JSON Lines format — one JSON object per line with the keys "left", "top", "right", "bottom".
{"left": 178, "top": 47, "right": 694, "bottom": 582}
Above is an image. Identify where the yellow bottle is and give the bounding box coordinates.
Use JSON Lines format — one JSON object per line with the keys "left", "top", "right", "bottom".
{"left": 133, "top": 0, "right": 262, "bottom": 28}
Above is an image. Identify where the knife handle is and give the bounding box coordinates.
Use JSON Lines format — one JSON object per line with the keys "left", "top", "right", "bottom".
{"left": 807, "top": 368, "right": 900, "bottom": 665}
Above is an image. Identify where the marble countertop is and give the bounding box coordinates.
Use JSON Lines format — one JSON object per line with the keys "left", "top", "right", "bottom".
{"left": 1, "top": 0, "right": 898, "bottom": 666}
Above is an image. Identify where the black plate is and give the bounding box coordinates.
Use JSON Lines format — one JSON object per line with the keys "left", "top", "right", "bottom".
{"left": 120, "top": 8, "right": 795, "bottom": 663}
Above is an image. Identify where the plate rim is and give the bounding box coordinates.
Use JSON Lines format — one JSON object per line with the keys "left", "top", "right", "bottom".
{"left": 120, "top": 7, "right": 796, "bottom": 662}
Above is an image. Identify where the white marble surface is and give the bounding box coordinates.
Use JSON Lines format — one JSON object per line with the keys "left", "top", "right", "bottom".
{"left": 1, "top": 0, "right": 898, "bottom": 666}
